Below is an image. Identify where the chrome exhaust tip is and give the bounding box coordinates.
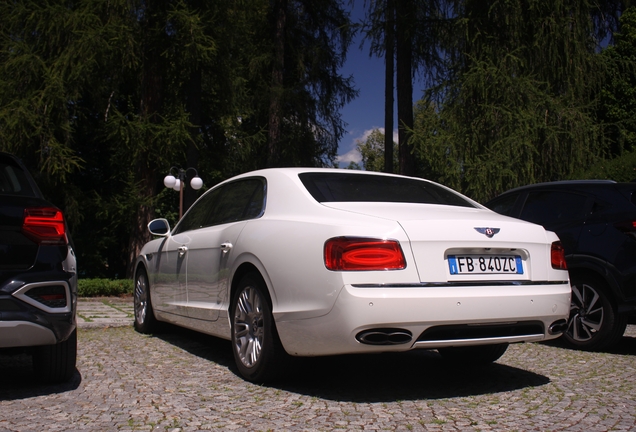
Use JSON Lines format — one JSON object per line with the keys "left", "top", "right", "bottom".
{"left": 548, "top": 319, "right": 568, "bottom": 335}
{"left": 356, "top": 328, "right": 413, "bottom": 345}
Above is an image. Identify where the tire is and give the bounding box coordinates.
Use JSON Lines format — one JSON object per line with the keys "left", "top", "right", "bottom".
{"left": 231, "top": 273, "right": 284, "bottom": 383}
{"left": 563, "top": 276, "right": 627, "bottom": 351}
{"left": 33, "top": 328, "right": 77, "bottom": 383}
{"left": 438, "top": 343, "right": 508, "bottom": 365}
{"left": 134, "top": 267, "right": 159, "bottom": 334}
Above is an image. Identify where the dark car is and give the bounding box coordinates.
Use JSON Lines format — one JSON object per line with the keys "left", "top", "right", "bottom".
{"left": 0, "top": 152, "right": 77, "bottom": 382}
{"left": 485, "top": 180, "right": 636, "bottom": 351}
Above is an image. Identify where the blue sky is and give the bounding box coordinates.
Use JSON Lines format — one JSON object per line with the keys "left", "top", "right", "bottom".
{"left": 336, "top": 43, "right": 389, "bottom": 166}
{"left": 336, "top": 2, "right": 386, "bottom": 166}
{"left": 336, "top": 1, "right": 404, "bottom": 167}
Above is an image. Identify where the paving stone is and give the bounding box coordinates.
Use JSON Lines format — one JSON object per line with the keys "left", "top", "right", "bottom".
{"left": 76, "top": 297, "right": 134, "bottom": 329}
{"left": 1, "top": 298, "right": 635, "bottom": 431}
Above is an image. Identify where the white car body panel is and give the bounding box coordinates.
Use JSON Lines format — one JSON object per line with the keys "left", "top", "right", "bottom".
{"left": 136, "top": 168, "right": 571, "bottom": 357}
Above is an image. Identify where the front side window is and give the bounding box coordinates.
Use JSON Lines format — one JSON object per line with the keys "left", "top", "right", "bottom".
{"left": 173, "top": 177, "right": 266, "bottom": 234}
{"left": 299, "top": 173, "right": 475, "bottom": 208}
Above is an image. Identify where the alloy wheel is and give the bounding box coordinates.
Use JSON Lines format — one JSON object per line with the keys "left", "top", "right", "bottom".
{"left": 567, "top": 282, "right": 604, "bottom": 342}
{"left": 233, "top": 286, "right": 265, "bottom": 368}
{"left": 134, "top": 272, "right": 149, "bottom": 326}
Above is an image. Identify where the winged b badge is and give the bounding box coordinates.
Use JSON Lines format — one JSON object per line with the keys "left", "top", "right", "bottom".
{"left": 475, "top": 227, "right": 501, "bottom": 238}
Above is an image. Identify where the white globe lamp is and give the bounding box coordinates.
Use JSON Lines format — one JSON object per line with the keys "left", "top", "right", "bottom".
{"left": 190, "top": 176, "right": 203, "bottom": 190}
{"left": 163, "top": 175, "right": 176, "bottom": 189}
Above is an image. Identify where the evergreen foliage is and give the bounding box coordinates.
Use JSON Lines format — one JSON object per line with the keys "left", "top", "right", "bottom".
{"left": 1, "top": 0, "right": 634, "bottom": 279}
{"left": 592, "top": 6, "right": 636, "bottom": 181}
{"left": 0, "top": 0, "right": 356, "bottom": 278}
{"left": 410, "top": 0, "right": 625, "bottom": 202}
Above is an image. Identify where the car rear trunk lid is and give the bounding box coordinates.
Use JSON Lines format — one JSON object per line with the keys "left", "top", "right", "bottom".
{"left": 322, "top": 202, "right": 552, "bottom": 283}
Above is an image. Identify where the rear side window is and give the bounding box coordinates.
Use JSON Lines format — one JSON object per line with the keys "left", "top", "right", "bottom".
{"left": 299, "top": 173, "right": 475, "bottom": 208}
{"left": 520, "top": 191, "right": 589, "bottom": 226}
{"left": 174, "top": 177, "right": 265, "bottom": 234}
{"left": 0, "top": 157, "right": 37, "bottom": 197}
{"left": 487, "top": 193, "right": 519, "bottom": 216}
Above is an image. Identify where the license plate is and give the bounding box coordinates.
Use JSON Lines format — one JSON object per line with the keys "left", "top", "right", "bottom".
{"left": 448, "top": 255, "right": 523, "bottom": 275}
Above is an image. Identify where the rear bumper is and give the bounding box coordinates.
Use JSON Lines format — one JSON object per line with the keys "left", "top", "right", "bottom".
{"left": 0, "top": 275, "right": 77, "bottom": 349}
{"left": 275, "top": 281, "right": 571, "bottom": 356}
{"left": 0, "top": 321, "right": 57, "bottom": 348}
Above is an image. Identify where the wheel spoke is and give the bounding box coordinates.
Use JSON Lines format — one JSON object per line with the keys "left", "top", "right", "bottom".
{"left": 584, "top": 291, "right": 600, "bottom": 314}
{"left": 580, "top": 317, "right": 602, "bottom": 332}
{"left": 234, "top": 322, "right": 249, "bottom": 339}
{"left": 571, "top": 285, "right": 584, "bottom": 306}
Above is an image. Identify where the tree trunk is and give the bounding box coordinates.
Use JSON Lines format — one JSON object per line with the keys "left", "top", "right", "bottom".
{"left": 184, "top": 66, "right": 202, "bottom": 212}
{"left": 126, "top": 164, "right": 155, "bottom": 278}
{"left": 384, "top": 0, "right": 395, "bottom": 174}
{"left": 126, "top": 0, "right": 164, "bottom": 278}
{"left": 268, "top": 0, "right": 287, "bottom": 168}
{"left": 396, "top": 0, "right": 415, "bottom": 176}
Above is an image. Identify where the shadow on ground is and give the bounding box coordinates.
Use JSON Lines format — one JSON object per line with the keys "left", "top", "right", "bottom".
{"left": 155, "top": 324, "right": 551, "bottom": 403}
{"left": 542, "top": 332, "right": 636, "bottom": 356}
{"left": 0, "top": 352, "right": 81, "bottom": 400}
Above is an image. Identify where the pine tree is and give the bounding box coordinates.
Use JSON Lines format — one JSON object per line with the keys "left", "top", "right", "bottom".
{"left": 411, "top": 0, "right": 624, "bottom": 201}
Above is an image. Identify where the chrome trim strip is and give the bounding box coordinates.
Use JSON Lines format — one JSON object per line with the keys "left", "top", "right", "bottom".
{"left": 412, "top": 334, "right": 546, "bottom": 349}
{"left": 0, "top": 321, "right": 57, "bottom": 347}
{"left": 352, "top": 280, "right": 569, "bottom": 288}
{"left": 12, "top": 281, "right": 72, "bottom": 314}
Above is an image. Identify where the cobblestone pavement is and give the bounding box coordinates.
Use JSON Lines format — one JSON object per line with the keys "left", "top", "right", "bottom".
{"left": 1, "top": 298, "right": 635, "bottom": 431}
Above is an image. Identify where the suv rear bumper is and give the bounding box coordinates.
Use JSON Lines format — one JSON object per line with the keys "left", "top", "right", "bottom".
{"left": 0, "top": 321, "right": 57, "bottom": 348}
{"left": 0, "top": 276, "right": 77, "bottom": 349}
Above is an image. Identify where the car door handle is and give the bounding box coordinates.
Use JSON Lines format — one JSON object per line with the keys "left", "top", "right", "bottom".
{"left": 178, "top": 246, "right": 188, "bottom": 257}
{"left": 220, "top": 242, "right": 233, "bottom": 253}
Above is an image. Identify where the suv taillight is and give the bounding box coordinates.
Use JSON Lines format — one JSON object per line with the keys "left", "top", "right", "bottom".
{"left": 551, "top": 241, "right": 567, "bottom": 270}
{"left": 324, "top": 237, "right": 406, "bottom": 271}
{"left": 22, "top": 207, "right": 67, "bottom": 245}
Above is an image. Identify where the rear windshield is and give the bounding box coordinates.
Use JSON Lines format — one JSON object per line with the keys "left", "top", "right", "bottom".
{"left": 299, "top": 172, "right": 475, "bottom": 207}
{"left": 0, "top": 156, "right": 38, "bottom": 197}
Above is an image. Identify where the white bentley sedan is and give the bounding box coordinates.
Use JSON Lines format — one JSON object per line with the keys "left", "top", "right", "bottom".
{"left": 133, "top": 168, "right": 571, "bottom": 382}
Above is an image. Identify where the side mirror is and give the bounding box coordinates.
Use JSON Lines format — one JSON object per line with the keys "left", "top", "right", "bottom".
{"left": 148, "top": 218, "right": 170, "bottom": 236}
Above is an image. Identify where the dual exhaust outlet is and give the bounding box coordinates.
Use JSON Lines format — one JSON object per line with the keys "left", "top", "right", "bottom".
{"left": 356, "top": 328, "right": 413, "bottom": 345}
{"left": 357, "top": 319, "right": 569, "bottom": 346}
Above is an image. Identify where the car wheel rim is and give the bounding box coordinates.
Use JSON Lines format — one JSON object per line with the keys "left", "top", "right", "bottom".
{"left": 134, "top": 273, "right": 148, "bottom": 325}
{"left": 567, "top": 282, "right": 604, "bottom": 342}
{"left": 233, "top": 286, "right": 264, "bottom": 368}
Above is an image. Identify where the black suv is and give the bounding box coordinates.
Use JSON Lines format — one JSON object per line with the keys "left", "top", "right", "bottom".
{"left": 0, "top": 152, "right": 77, "bottom": 382}
{"left": 485, "top": 180, "right": 636, "bottom": 351}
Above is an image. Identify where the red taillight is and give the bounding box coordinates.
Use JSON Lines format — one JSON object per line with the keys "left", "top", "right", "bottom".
{"left": 551, "top": 241, "right": 567, "bottom": 270}
{"left": 324, "top": 237, "right": 406, "bottom": 271}
{"left": 22, "top": 207, "right": 67, "bottom": 245}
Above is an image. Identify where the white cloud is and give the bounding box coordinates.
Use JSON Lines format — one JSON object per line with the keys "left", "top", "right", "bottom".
{"left": 336, "top": 127, "right": 398, "bottom": 167}
{"left": 336, "top": 147, "right": 362, "bottom": 165}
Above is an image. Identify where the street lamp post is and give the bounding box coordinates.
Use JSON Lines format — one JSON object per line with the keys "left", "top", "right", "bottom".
{"left": 163, "top": 167, "right": 203, "bottom": 219}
